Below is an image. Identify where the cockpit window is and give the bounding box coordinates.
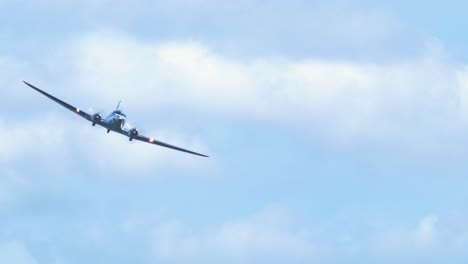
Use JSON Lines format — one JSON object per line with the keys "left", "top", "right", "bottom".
{"left": 113, "top": 110, "right": 127, "bottom": 117}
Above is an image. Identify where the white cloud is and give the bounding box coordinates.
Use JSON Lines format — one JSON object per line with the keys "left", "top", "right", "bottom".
{"left": 369, "top": 215, "right": 440, "bottom": 256}
{"left": 0, "top": 115, "right": 71, "bottom": 165}
{"left": 151, "top": 204, "right": 315, "bottom": 262}
{"left": 49, "top": 32, "right": 467, "bottom": 150}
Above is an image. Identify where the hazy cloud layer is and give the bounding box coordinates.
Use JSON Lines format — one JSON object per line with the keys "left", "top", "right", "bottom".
{"left": 52, "top": 32, "right": 466, "bottom": 150}
{"left": 151, "top": 205, "right": 315, "bottom": 263}
{"left": 2, "top": 1, "right": 468, "bottom": 263}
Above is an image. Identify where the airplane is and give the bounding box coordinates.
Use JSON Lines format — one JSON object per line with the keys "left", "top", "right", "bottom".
{"left": 23, "top": 81, "right": 209, "bottom": 157}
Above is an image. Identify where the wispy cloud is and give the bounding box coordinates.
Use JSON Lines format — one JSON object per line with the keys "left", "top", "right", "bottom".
{"left": 151, "top": 204, "right": 315, "bottom": 262}
{"left": 362, "top": 213, "right": 468, "bottom": 262}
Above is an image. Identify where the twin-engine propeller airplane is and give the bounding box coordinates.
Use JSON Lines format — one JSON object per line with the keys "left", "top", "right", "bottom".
{"left": 24, "top": 81, "right": 208, "bottom": 157}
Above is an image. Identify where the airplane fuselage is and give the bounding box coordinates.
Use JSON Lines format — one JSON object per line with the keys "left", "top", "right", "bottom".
{"left": 104, "top": 110, "right": 127, "bottom": 132}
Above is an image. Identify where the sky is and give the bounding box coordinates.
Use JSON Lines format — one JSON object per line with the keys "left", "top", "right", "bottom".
{"left": 2, "top": 0, "right": 468, "bottom": 263}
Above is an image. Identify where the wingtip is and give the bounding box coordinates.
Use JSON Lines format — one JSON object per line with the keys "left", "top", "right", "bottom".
{"left": 192, "top": 151, "right": 209, "bottom": 158}
{"left": 23, "top": 81, "right": 40, "bottom": 91}
{"left": 199, "top": 152, "right": 210, "bottom": 158}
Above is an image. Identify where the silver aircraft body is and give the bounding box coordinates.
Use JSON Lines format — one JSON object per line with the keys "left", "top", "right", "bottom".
{"left": 24, "top": 81, "right": 208, "bottom": 157}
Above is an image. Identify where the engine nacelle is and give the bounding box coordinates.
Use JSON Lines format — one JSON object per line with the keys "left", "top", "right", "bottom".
{"left": 92, "top": 113, "right": 101, "bottom": 126}
{"left": 128, "top": 128, "right": 139, "bottom": 141}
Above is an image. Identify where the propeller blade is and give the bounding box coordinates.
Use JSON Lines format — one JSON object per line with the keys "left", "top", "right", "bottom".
{"left": 89, "top": 108, "right": 105, "bottom": 115}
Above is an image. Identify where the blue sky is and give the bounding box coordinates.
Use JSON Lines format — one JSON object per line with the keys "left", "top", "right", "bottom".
{"left": 2, "top": 0, "right": 468, "bottom": 263}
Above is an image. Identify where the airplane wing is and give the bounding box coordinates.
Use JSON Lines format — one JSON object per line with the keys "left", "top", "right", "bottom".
{"left": 23, "top": 81, "right": 105, "bottom": 126}
{"left": 134, "top": 134, "right": 209, "bottom": 157}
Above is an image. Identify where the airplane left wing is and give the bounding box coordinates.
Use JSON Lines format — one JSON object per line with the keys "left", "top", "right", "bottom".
{"left": 134, "top": 134, "right": 209, "bottom": 157}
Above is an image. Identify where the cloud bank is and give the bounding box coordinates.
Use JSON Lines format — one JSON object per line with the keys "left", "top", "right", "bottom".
{"left": 51, "top": 32, "right": 466, "bottom": 150}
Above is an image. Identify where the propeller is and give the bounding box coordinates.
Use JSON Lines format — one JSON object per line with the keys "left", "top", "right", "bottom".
{"left": 89, "top": 107, "right": 104, "bottom": 126}
{"left": 89, "top": 107, "right": 101, "bottom": 115}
